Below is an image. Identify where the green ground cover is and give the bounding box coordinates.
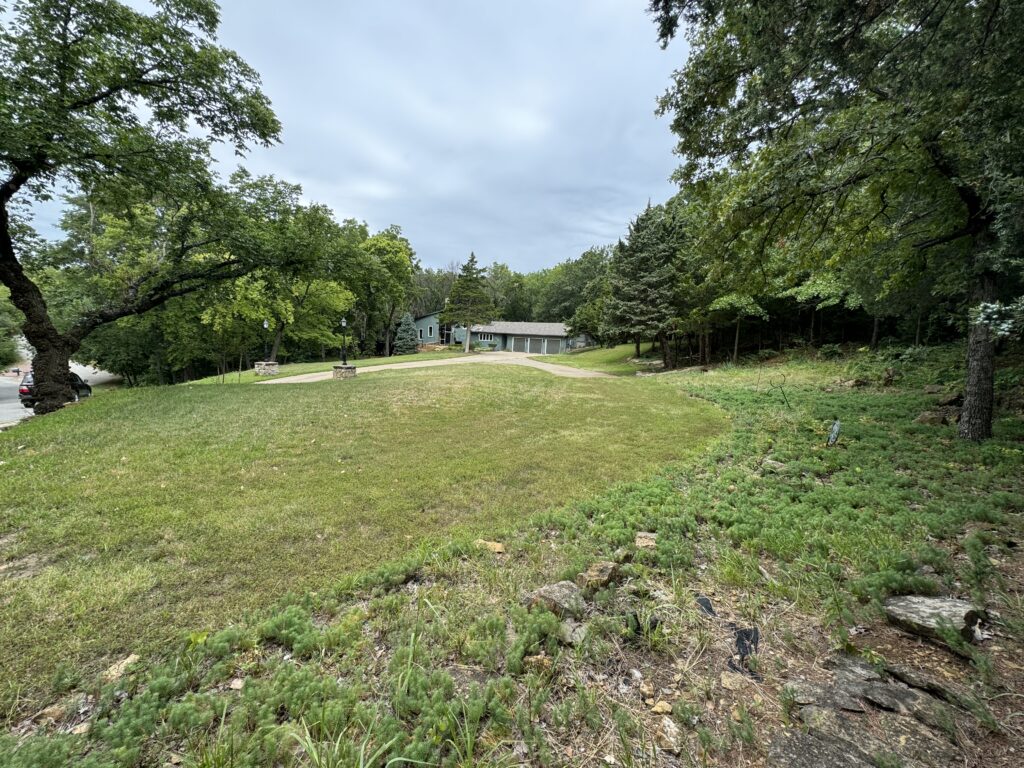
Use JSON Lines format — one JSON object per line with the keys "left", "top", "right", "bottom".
{"left": 2, "top": 346, "right": 1021, "bottom": 767}
{"left": 535, "top": 343, "right": 655, "bottom": 376}
{"left": 191, "top": 349, "right": 469, "bottom": 384}
{"left": 0, "top": 365, "right": 724, "bottom": 708}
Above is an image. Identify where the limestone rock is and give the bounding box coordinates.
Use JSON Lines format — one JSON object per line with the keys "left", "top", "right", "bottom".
{"left": 768, "top": 729, "right": 873, "bottom": 768}
{"left": 558, "top": 620, "right": 587, "bottom": 647}
{"left": 523, "top": 654, "right": 552, "bottom": 673}
{"left": 720, "top": 670, "right": 748, "bottom": 691}
{"left": 655, "top": 715, "right": 682, "bottom": 754}
{"left": 650, "top": 700, "right": 673, "bottom": 714}
{"left": 761, "top": 458, "right": 786, "bottom": 472}
{"left": 634, "top": 531, "right": 657, "bottom": 549}
{"left": 800, "top": 705, "right": 959, "bottom": 767}
{"left": 71, "top": 722, "right": 90, "bottom": 735}
{"left": 228, "top": 678, "right": 245, "bottom": 691}
{"left": 528, "top": 581, "right": 584, "bottom": 619}
{"left": 474, "top": 539, "right": 505, "bottom": 554}
{"left": 576, "top": 561, "right": 619, "bottom": 591}
{"left": 914, "top": 411, "right": 948, "bottom": 425}
{"left": 102, "top": 654, "right": 140, "bottom": 683}
{"left": 883, "top": 595, "right": 984, "bottom": 650}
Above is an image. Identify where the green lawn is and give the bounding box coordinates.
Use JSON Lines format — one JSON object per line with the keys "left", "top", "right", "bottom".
{"left": 536, "top": 342, "right": 656, "bottom": 375}
{"left": 191, "top": 349, "right": 469, "bottom": 384}
{"left": 0, "top": 365, "right": 725, "bottom": 702}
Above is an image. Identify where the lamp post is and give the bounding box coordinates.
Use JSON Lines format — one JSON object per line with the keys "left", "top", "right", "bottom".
{"left": 341, "top": 318, "right": 348, "bottom": 365}
{"left": 262, "top": 319, "right": 269, "bottom": 360}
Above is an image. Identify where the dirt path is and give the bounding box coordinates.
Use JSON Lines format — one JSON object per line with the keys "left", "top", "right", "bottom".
{"left": 261, "top": 351, "right": 612, "bottom": 384}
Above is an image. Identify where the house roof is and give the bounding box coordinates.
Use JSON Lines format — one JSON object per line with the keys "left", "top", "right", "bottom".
{"left": 414, "top": 311, "right": 443, "bottom": 321}
{"left": 470, "top": 321, "right": 569, "bottom": 337}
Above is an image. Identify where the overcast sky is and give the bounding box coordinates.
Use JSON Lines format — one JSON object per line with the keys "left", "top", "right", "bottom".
{"left": 204, "top": 1, "right": 687, "bottom": 272}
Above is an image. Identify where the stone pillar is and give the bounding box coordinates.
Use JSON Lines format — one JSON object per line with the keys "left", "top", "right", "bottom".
{"left": 253, "top": 361, "right": 279, "bottom": 376}
{"left": 332, "top": 364, "right": 356, "bottom": 380}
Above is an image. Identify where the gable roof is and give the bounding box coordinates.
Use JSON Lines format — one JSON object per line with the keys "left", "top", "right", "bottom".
{"left": 470, "top": 321, "right": 569, "bottom": 337}
{"left": 413, "top": 311, "right": 443, "bottom": 321}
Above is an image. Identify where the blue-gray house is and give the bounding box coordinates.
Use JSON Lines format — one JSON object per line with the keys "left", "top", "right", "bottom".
{"left": 413, "top": 312, "right": 589, "bottom": 354}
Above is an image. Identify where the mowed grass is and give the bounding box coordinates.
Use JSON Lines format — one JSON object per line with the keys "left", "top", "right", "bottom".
{"left": 191, "top": 349, "right": 469, "bottom": 384}
{"left": 536, "top": 342, "right": 655, "bottom": 375}
{"left": 0, "top": 364, "right": 725, "bottom": 700}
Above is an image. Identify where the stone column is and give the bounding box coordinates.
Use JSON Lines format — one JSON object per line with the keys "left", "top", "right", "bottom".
{"left": 253, "top": 361, "right": 279, "bottom": 376}
{"left": 332, "top": 364, "right": 356, "bottom": 380}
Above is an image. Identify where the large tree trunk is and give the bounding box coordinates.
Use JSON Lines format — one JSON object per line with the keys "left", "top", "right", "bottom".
{"left": 268, "top": 322, "right": 285, "bottom": 362}
{"left": 463, "top": 328, "right": 472, "bottom": 353}
{"left": 870, "top": 316, "right": 880, "bottom": 351}
{"left": 959, "top": 271, "right": 997, "bottom": 441}
{"left": 733, "top": 316, "right": 741, "bottom": 363}
{"left": 0, "top": 203, "right": 75, "bottom": 413}
{"left": 634, "top": 338, "right": 641, "bottom": 357}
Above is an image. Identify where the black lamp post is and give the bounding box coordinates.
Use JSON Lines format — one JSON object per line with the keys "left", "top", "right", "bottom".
{"left": 341, "top": 318, "right": 348, "bottom": 365}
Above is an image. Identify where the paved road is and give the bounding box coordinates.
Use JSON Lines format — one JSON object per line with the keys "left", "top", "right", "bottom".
{"left": 262, "top": 351, "right": 612, "bottom": 384}
{"left": 0, "top": 376, "right": 26, "bottom": 427}
{"left": 0, "top": 363, "right": 120, "bottom": 429}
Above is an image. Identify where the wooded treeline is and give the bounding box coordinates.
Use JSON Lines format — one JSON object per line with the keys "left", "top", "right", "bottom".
{"left": 1, "top": 0, "right": 1021, "bottom": 438}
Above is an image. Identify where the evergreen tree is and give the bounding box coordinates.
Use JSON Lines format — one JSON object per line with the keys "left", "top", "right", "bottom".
{"left": 440, "top": 253, "right": 495, "bottom": 353}
{"left": 604, "top": 205, "right": 680, "bottom": 366}
{"left": 393, "top": 312, "right": 419, "bottom": 355}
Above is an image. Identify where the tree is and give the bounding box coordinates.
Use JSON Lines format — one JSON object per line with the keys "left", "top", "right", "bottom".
{"left": 485, "top": 263, "right": 533, "bottom": 321}
{"left": 440, "top": 253, "right": 495, "bottom": 353}
{"left": 650, "top": 0, "right": 1024, "bottom": 438}
{"left": 393, "top": 312, "right": 419, "bottom": 355}
{"left": 354, "top": 227, "right": 415, "bottom": 356}
{"left": 604, "top": 206, "right": 680, "bottom": 365}
{"left": 533, "top": 247, "right": 611, "bottom": 322}
{"left": 0, "top": 289, "right": 22, "bottom": 368}
{"left": 0, "top": 0, "right": 279, "bottom": 412}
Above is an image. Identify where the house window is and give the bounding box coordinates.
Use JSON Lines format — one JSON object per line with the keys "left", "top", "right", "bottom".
{"left": 428, "top": 325, "right": 433, "bottom": 338}
{"left": 478, "top": 333, "right": 493, "bottom": 341}
{"left": 418, "top": 328, "right": 423, "bottom": 340}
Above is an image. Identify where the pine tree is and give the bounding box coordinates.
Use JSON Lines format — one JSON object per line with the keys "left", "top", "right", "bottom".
{"left": 603, "top": 205, "right": 680, "bottom": 366}
{"left": 393, "top": 312, "right": 419, "bottom": 355}
{"left": 440, "top": 253, "right": 495, "bottom": 352}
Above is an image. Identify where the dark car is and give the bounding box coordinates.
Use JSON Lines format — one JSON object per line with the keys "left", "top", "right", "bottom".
{"left": 18, "top": 372, "right": 92, "bottom": 409}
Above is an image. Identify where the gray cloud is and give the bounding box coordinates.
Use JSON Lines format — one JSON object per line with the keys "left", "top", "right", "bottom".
{"left": 212, "top": 0, "right": 687, "bottom": 271}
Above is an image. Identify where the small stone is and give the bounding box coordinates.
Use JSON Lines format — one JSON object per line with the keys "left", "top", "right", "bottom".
{"left": 528, "top": 581, "right": 584, "bottom": 619}
{"left": 923, "top": 385, "right": 944, "bottom": 394}
{"left": 102, "top": 654, "right": 140, "bottom": 683}
{"left": 883, "top": 595, "right": 985, "bottom": 652}
{"left": 169, "top": 755, "right": 183, "bottom": 766}
{"left": 914, "top": 411, "right": 948, "bottom": 425}
{"left": 639, "top": 681, "right": 654, "bottom": 697}
{"left": 576, "top": 561, "right": 619, "bottom": 591}
{"left": 629, "top": 668, "right": 644, "bottom": 683}
{"left": 612, "top": 547, "right": 633, "bottom": 563}
{"left": 228, "top": 677, "right": 245, "bottom": 691}
{"left": 558, "top": 620, "right": 587, "bottom": 647}
{"left": 635, "top": 531, "right": 657, "bottom": 549}
{"left": 761, "top": 458, "right": 786, "bottom": 472}
{"left": 523, "top": 654, "right": 552, "bottom": 673}
{"left": 936, "top": 392, "right": 963, "bottom": 407}
{"left": 71, "top": 722, "right": 90, "bottom": 735}
{"left": 474, "top": 539, "right": 505, "bottom": 554}
{"left": 651, "top": 700, "right": 673, "bottom": 714}
{"left": 721, "top": 670, "right": 748, "bottom": 691}
{"left": 656, "top": 715, "right": 682, "bottom": 754}
{"left": 37, "top": 703, "right": 66, "bottom": 722}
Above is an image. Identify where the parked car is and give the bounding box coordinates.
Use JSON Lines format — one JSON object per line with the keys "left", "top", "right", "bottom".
{"left": 18, "top": 372, "right": 92, "bottom": 408}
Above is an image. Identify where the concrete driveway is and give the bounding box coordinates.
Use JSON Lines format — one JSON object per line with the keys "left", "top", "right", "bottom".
{"left": 262, "top": 351, "right": 611, "bottom": 384}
